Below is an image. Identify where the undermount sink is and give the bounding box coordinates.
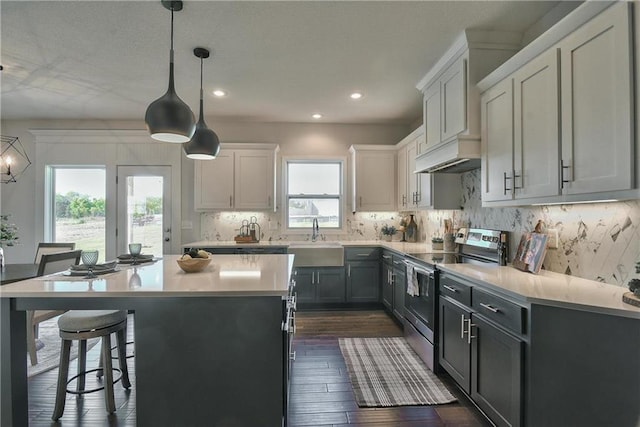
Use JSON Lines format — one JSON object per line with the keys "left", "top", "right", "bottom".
{"left": 288, "top": 242, "right": 344, "bottom": 267}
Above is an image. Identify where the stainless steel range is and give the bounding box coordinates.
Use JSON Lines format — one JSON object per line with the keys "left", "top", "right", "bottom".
{"left": 402, "top": 228, "right": 508, "bottom": 372}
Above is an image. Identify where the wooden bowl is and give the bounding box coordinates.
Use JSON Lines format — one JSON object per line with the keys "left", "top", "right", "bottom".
{"left": 177, "top": 254, "right": 212, "bottom": 273}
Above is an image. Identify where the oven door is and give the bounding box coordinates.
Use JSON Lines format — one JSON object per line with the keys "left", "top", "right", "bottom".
{"left": 404, "top": 260, "right": 436, "bottom": 341}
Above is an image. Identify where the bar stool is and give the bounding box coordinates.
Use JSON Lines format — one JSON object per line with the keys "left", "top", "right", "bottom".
{"left": 52, "top": 310, "right": 131, "bottom": 421}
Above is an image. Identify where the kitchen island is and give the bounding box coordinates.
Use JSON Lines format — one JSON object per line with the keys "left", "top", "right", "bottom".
{"left": 0, "top": 254, "right": 295, "bottom": 426}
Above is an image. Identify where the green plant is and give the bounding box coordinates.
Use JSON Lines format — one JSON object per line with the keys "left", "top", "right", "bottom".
{"left": 0, "top": 215, "right": 19, "bottom": 246}
{"left": 381, "top": 224, "right": 397, "bottom": 236}
{"left": 431, "top": 237, "right": 444, "bottom": 243}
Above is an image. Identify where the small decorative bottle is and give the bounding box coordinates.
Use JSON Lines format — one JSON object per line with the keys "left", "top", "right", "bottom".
{"left": 406, "top": 214, "right": 418, "bottom": 243}
{"left": 498, "top": 233, "right": 508, "bottom": 266}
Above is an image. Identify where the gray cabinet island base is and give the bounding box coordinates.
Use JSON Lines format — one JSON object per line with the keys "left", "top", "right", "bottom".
{"left": 2, "top": 296, "right": 286, "bottom": 426}
{"left": 0, "top": 254, "right": 294, "bottom": 427}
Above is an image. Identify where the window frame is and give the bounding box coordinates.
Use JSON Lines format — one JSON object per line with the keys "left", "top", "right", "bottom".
{"left": 283, "top": 157, "right": 346, "bottom": 234}
{"left": 45, "top": 165, "right": 107, "bottom": 247}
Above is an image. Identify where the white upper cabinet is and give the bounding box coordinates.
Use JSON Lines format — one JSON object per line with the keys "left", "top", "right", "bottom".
{"left": 423, "top": 81, "right": 442, "bottom": 148}
{"left": 481, "top": 49, "right": 561, "bottom": 203}
{"left": 559, "top": 3, "right": 634, "bottom": 195}
{"left": 440, "top": 57, "right": 467, "bottom": 142}
{"left": 397, "top": 144, "right": 408, "bottom": 210}
{"left": 195, "top": 144, "right": 278, "bottom": 211}
{"left": 479, "top": 2, "right": 636, "bottom": 205}
{"left": 481, "top": 78, "right": 514, "bottom": 202}
{"left": 396, "top": 126, "right": 461, "bottom": 210}
{"left": 350, "top": 145, "right": 396, "bottom": 212}
{"left": 195, "top": 149, "right": 235, "bottom": 209}
{"left": 415, "top": 30, "right": 520, "bottom": 172}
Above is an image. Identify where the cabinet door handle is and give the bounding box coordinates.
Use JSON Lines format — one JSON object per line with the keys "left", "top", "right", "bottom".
{"left": 503, "top": 172, "right": 513, "bottom": 195}
{"left": 561, "top": 159, "right": 571, "bottom": 187}
{"left": 316, "top": 271, "right": 320, "bottom": 283}
{"left": 467, "top": 320, "right": 476, "bottom": 344}
{"left": 461, "top": 314, "right": 466, "bottom": 339}
{"left": 311, "top": 272, "right": 315, "bottom": 284}
{"left": 348, "top": 264, "right": 351, "bottom": 277}
{"left": 382, "top": 255, "right": 391, "bottom": 260}
{"left": 402, "top": 194, "right": 406, "bottom": 206}
{"left": 443, "top": 285, "right": 458, "bottom": 293}
{"left": 480, "top": 302, "right": 500, "bottom": 313}
{"left": 357, "top": 253, "right": 370, "bottom": 257}
{"left": 229, "top": 195, "right": 233, "bottom": 207}
{"left": 513, "top": 170, "right": 522, "bottom": 190}
{"left": 393, "top": 260, "right": 401, "bottom": 265}
{"left": 268, "top": 196, "right": 271, "bottom": 207}
{"left": 359, "top": 196, "right": 362, "bottom": 207}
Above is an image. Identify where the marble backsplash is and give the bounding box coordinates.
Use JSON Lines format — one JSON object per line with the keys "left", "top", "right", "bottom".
{"left": 200, "top": 169, "right": 640, "bottom": 287}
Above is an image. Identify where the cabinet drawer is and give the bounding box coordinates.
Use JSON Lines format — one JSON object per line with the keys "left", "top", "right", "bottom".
{"left": 439, "top": 275, "right": 471, "bottom": 306}
{"left": 472, "top": 288, "right": 526, "bottom": 335}
{"left": 345, "top": 247, "right": 380, "bottom": 261}
{"left": 381, "top": 250, "right": 394, "bottom": 264}
{"left": 391, "top": 254, "right": 406, "bottom": 269}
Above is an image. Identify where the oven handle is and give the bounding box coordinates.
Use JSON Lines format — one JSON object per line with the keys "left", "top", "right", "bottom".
{"left": 403, "top": 260, "right": 434, "bottom": 278}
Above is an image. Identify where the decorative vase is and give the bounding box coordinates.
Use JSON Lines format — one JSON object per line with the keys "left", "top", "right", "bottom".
{"left": 443, "top": 233, "right": 456, "bottom": 251}
{"left": 406, "top": 215, "right": 418, "bottom": 243}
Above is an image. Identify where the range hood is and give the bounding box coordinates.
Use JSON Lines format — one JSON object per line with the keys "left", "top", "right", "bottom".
{"left": 414, "top": 134, "right": 481, "bottom": 173}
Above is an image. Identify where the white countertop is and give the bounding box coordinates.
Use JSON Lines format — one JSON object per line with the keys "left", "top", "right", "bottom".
{"left": 183, "top": 239, "right": 435, "bottom": 253}
{"left": 184, "top": 240, "right": 639, "bottom": 318}
{"left": 0, "top": 255, "right": 294, "bottom": 298}
{"left": 438, "top": 263, "right": 640, "bottom": 319}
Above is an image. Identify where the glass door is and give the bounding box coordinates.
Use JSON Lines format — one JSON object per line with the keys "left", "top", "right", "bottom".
{"left": 116, "top": 166, "right": 171, "bottom": 257}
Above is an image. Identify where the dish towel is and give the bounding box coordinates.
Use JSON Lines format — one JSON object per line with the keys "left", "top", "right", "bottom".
{"left": 406, "top": 265, "right": 420, "bottom": 297}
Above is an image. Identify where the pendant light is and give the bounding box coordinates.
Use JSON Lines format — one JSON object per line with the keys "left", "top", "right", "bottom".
{"left": 183, "top": 47, "right": 221, "bottom": 160}
{"left": 145, "top": 0, "right": 195, "bottom": 143}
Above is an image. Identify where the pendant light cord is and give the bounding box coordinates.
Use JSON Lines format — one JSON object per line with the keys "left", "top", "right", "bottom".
{"left": 199, "top": 56, "right": 205, "bottom": 120}
{"left": 170, "top": 4, "right": 174, "bottom": 53}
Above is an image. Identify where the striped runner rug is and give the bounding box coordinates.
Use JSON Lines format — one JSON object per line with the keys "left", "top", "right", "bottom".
{"left": 339, "top": 337, "right": 457, "bottom": 407}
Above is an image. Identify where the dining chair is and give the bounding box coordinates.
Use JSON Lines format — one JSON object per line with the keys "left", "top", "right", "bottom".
{"left": 28, "top": 250, "right": 82, "bottom": 366}
{"left": 34, "top": 242, "right": 76, "bottom": 264}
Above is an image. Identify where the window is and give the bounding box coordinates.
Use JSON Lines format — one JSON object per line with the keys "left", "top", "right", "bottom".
{"left": 46, "top": 167, "right": 106, "bottom": 261}
{"left": 286, "top": 160, "right": 343, "bottom": 230}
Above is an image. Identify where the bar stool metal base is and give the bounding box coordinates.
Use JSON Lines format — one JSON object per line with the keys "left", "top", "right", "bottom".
{"left": 66, "top": 367, "right": 122, "bottom": 395}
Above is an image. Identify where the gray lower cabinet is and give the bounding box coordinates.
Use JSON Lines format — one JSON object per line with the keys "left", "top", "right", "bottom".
{"left": 345, "top": 247, "right": 381, "bottom": 303}
{"left": 439, "top": 296, "right": 472, "bottom": 393}
{"left": 381, "top": 251, "right": 394, "bottom": 311}
{"left": 294, "top": 267, "right": 345, "bottom": 304}
{"left": 439, "top": 272, "right": 524, "bottom": 427}
{"left": 346, "top": 261, "right": 380, "bottom": 302}
{"left": 392, "top": 260, "right": 406, "bottom": 321}
{"left": 471, "top": 314, "right": 523, "bottom": 427}
{"left": 380, "top": 251, "right": 406, "bottom": 323}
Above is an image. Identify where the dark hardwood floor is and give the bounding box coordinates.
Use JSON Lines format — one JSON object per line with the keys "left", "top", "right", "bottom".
{"left": 26, "top": 310, "right": 490, "bottom": 426}
{"left": 290, "top": 311, "right": 491, "bottom": 427}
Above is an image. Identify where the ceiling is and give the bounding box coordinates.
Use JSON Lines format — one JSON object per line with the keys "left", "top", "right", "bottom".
{"left": 1, "top": 1, "right": 575, "bottom": 125}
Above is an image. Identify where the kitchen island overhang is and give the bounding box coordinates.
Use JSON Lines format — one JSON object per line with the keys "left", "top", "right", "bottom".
{"left": 1, "top": 254, "right": 295, "bottom": 427}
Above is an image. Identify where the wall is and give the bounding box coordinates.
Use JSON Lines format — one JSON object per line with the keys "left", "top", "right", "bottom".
{"left": 0, "top": 118, "right": 409, "bottom": 263}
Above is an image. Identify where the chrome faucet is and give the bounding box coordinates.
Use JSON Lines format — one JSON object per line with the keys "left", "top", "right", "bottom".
{"left": 311, "top": 218, "right": 319, "bottom": 242}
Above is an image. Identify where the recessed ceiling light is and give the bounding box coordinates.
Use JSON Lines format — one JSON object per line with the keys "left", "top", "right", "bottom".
{"left": 312, "top": 113, "right": 323, "bottom": 119}
{"left": 350, "top": 92, "right": 363, "bottom": 100}
{"left": 212, "top": 89, "right": 227, "bottom": 97}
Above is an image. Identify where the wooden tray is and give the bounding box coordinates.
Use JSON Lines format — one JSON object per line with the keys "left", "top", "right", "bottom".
{"left": 622, "top": 292, "right": 640, "bottom": 307}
